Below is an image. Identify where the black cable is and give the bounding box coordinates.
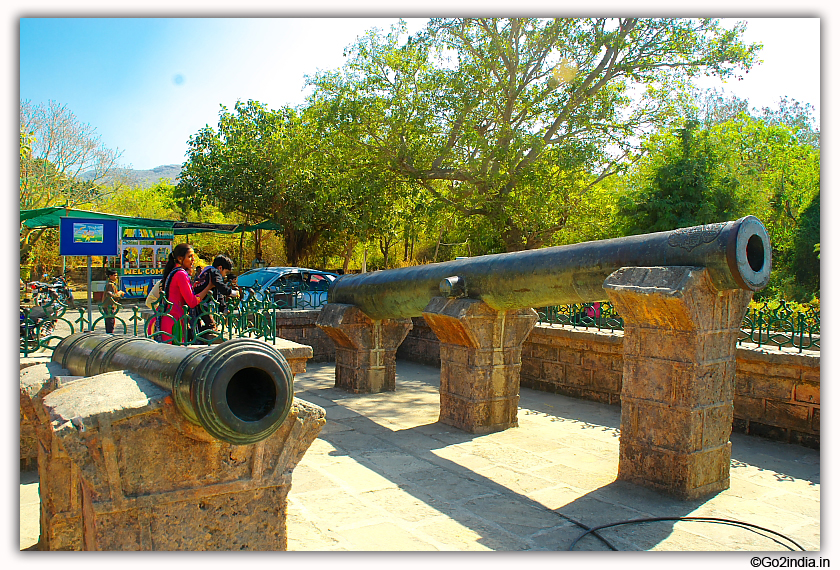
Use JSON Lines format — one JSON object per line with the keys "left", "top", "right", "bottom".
{"left": 567, "top": 516, "right": 806, "bottom": 552}
{"left": 555, "top": 514, "right": 620, "bottom": 551}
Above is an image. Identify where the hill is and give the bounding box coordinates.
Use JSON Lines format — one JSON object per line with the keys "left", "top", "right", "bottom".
{"left": 80, "top": 164, "right": 182, "bottom": 188}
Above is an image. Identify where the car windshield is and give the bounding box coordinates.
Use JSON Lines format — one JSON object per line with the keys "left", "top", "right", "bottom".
{"left": 236, "top": 270, "right": 278, "bottom": 289}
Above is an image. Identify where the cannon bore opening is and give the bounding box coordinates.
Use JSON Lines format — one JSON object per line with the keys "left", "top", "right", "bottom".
{"left": 746, "top": 234, "right": 765, "bottom": 272}
{"left": 225, "top": 368, "right": 278, "bottom": 422}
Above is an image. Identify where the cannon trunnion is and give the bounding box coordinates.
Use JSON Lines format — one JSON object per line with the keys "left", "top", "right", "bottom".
{"left": 52, "top": 333, "right": 295, "bottom": 445}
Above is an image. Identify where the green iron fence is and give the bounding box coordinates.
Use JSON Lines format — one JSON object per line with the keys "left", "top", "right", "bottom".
{"left": 20, "top": 294, "right": 820, "bottom": 356}
{"left": 537, "top": 300, "right": 820, "bottom": 353}
{"left": 19, "top": 293, "right": 301, "bottom": 356}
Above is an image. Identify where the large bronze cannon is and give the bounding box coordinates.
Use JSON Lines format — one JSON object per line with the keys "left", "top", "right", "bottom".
{"left": 329, "top": 216, "right": 771, "bottom": 319}
{"left": 52, "top": 333, "right": 295, "bottom": 445}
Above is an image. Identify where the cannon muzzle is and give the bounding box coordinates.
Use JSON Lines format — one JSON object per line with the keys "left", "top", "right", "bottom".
{"left": 329, "top": 216, "right": 771, "bottom": 320}
{"left": 52, "top": 333, "right": 295, "bottom": 445}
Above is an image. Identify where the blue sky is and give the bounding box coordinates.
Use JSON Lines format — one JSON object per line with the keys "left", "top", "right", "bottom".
{"left": 19, "top": 17, "right": 821, "bottom": 170}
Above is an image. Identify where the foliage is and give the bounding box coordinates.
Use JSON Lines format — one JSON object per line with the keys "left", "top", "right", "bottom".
{"left": 615, "top": 103, "right": 820, "bottom": 301}
{"left": 178, "top": 100, "right": 400, "bottom": 266}
{"left": 307, "top": 18, "right": 759, "bottom": 252}
{"left": 617, "top": 119, "right": 745, "bottom": 233}
{"left": 20, "top": 99, "right": 123, "bottom": 263}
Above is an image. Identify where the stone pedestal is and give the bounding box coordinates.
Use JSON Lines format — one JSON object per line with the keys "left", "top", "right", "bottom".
{"left": 20, "top": 361, "right": 84, "bottom": 550}
{"left": 22, "top": 339, "right": 324, "bottom": 551}
{"left": 422, "top": 297, "right": 538, "bottom": 434}
{"left": 37, "top": 372, "right": 325, "bottom": 551}
{"left": 316, "top": 303, "right": 413, "bottom": 393}
{"left": 604, "top": 266, "right": 753, "bottom": 500}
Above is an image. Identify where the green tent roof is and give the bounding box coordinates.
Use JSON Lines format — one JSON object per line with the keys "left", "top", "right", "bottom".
{"left": 20, "top": 207, "right": 251, "bottom": 235}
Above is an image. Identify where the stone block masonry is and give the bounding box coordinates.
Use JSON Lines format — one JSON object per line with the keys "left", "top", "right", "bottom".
{"left": 282, "top": 308, "right": 818, "bottom": 448}
{"left": 316, "top": 303, "right": 413, "bottom": 394}
{"left": 421, "top": 297, "right": 538, "bottom": 434}
{"left": 603, "top": 266, "right": 753, "bottom": 499}
{"left": 21, "top": 341, "right": 325, "bottom": 551}
{"left": 400, "top": 313, "right": 819, "bottom": 449}
{"left": 275, "top": 310, "right": 337, "bottom": 362}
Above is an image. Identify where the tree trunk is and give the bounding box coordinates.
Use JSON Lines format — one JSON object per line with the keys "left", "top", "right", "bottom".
{"left": 342, "top": 237, "right": 356, "bottom": 274}
{"left": 379, "top": 237, "right": 390, "bottom": 269}
{"left": 19, "top": 227, "right": 48, "bottom": 264}
{"left": 283, "top": 227, "right": 320, "bottom": 267}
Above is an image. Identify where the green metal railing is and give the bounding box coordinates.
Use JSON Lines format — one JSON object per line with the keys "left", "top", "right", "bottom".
{"left": 20, "top": 294, "right": 820, "bottom": 356}
{"left": 19, "top": 293, "right": 302, "bottom": 356}
{"left": 537, "top": 300, "right": 820, "bottom": 353}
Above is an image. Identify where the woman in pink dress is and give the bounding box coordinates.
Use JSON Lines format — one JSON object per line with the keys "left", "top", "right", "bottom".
{"left": 157, "top": 244, "right": 214, "bottom": 344}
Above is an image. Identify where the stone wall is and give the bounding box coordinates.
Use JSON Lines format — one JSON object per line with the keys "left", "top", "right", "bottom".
{"left": 275, "top": 310, "right": 336, "bottom": 362}
{"left": 396, "top": 316, "right": 820, "bottom": 449}
{"left": 734, "top": 347, "right": 820, "bottom": 448}
{"left": 395, "top": 316, "right": 443, "bottom": 367}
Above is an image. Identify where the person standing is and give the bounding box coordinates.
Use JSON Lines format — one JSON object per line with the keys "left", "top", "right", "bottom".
{"left": 158, "top": 244, "right": 214, "bottom": 344}
{"left": 103, "top": 269, "right": 125, "bottom": 334}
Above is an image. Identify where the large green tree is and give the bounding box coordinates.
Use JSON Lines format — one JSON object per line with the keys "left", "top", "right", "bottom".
{"left": 178, "top": 100, "right": 401, "bottom": 266}
{"left": 617, "top": 106, "right": 819, "bottom": 300}
{"left": 617, "top": 119, "right": 744, "bottom": 233}
{"left": 308, "top": 18, "right": 759, "bottom": 252}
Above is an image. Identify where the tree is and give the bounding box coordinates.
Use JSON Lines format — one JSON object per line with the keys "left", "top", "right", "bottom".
{"left": 20, "top": 100, "right": 122, "bottom": 210}
{"left": 178, "top": 100, "right": 396, "bottom": 266}
{"left": 617, "top": 119, "right": 744, "bottom": 233}
{"left": 616, "top": 108, "right": 819, "bottom": 300}
{"left": 20, "top": 100, "right": 123, "bottom": 263}
{"left": 307, "top": 18, "right": 759, "bottom": 252}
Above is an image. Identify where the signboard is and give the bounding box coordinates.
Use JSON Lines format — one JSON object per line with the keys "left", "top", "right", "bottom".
{"left": 120, "top": 275, "right": 160, "bottom": 299}
{"left": 119, "top": 267, "right": 165, "bottom": 276}
{"left": 121, "top": 227, "right": 175, "bottom": 241}
{"left": 59, "top": 218, "right": 119, "bottom": 257}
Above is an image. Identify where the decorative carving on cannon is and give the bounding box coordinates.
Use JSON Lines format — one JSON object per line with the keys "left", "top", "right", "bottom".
{"left": 318, "top": 216, "right": 771, "bottom": 499}
{"left": 23, "top": 333, "right": 324, "bottom": 550}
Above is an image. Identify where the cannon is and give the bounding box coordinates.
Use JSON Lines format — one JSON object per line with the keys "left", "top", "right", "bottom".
{"left": 52, "top": 333, "right": 295, "bottom": 445}
{"left": 328, "top": 216, "right": 771, "bottom": 320}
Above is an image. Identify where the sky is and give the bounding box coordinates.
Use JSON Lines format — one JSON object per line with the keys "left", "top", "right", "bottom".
{"left": 18, "top": 17, "right": 821, "bottom": 171}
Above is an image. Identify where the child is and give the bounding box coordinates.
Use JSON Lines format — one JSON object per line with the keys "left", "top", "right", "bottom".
{"left": 192, "top": 254, "right": 240, "bottom": 332}
{"left": 103, "top": 269, "right": 125, "bottom": 333}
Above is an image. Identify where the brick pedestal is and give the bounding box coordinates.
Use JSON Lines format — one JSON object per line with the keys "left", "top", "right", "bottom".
{"left": 421, "top": 297, "right": 538, "bottom": 434}
{"left": 604, "top": 266, "right": 752, "bottom": 500}
{"left": 316, "top": 303, "right": 413, "bottom": 393}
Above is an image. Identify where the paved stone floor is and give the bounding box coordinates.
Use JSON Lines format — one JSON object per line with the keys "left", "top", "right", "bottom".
{"left": 20, "top": 360, "right": 820, "bottom": 552}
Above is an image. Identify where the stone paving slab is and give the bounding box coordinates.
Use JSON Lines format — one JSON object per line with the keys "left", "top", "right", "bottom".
{"left": 20, "top": 359, "right": 820, "bottom": 552}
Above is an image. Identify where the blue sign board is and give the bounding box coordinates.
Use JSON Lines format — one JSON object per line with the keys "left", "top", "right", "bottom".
{"left": 120, "top": 276, "right": 160, "bottom": 299}
{"left": 59, "top": 218, "right": 119, "bottom": 257}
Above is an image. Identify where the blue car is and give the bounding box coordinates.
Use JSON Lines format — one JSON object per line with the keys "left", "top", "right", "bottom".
{"left": 235, "top": 267, "right": 339, "bottom": 309}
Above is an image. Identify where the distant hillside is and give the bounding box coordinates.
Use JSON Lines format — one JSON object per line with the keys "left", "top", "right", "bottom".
{"left": 80, "top": 164, "right": 182, "bottom": 188}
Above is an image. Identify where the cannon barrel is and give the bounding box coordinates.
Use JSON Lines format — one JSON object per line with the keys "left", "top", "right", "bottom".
{"left": 52, "top": 333, "right": 295, "bottom": 445}
{"left": 329, "top": 216, "right": 772, "bottom": 320}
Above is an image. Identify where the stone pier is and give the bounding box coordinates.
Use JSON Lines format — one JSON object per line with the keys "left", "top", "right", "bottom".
{"left": 316, "top": 303, "right": 413, "bottom": 393}
{"left": 21, "top": 340, "right": 325, "bottom": 551}
{"left": 421, "top": 297, "right": 538, "bottom": 434}
{"left": 604, "top": 266, "right": 753, "bottom": 500}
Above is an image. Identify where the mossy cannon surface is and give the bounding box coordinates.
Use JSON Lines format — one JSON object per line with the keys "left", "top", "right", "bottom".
{"left": 328, "top": 216, "right": 771, "bottom": 320}
{"left": 52, "top": 333, "right": 295, "bottom": 445}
